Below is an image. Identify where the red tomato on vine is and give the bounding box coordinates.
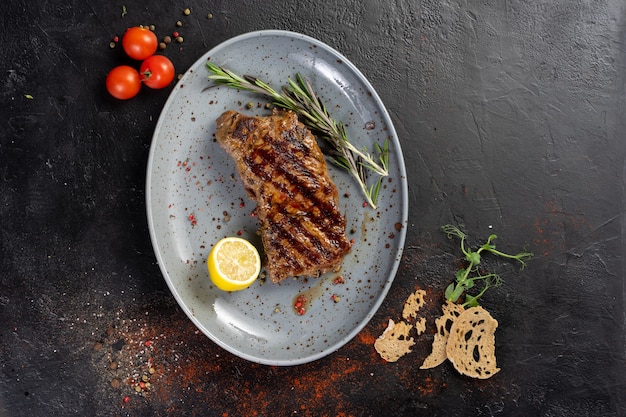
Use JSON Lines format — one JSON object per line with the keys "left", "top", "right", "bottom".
{"left": 140, "top": 55, "right": 175, "bottom": 89}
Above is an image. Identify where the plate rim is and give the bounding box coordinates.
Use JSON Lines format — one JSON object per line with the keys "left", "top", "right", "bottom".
{"left": 145, "top": 29, "right": 409, "bottom": 365}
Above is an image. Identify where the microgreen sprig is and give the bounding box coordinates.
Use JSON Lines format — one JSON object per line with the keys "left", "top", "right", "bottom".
{"left": 441, "top": 224, "right": 533, "bottom": 307}
{"left": 206, "top": 62, "right": 389, "bottom": 209}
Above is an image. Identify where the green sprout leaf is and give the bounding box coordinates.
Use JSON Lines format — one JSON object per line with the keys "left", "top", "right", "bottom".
{"left": 442, "top": 224, "right": 533, "bottom": 307}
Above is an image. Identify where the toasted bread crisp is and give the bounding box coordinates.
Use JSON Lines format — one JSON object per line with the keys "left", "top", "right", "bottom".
{"left": 420, "top": 300, "right": 465, "bottom": 369}
{"left": 446, "top": 306, "right": 500, "bottom": 379}
{"left": 374, "top": 319, "right": 415, "bottom": 362}
{"left": 402, "top": 289, "right": 426, "bottom": 321}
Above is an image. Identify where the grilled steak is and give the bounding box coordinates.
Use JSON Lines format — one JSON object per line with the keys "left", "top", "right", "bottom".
{"left": 215, "top": 109, "right": 352, "bottom": 283}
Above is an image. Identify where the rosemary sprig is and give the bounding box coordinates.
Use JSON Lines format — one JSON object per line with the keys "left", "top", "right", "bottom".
{"left": 206, "top": 62, "right": 389, "bottom": 209}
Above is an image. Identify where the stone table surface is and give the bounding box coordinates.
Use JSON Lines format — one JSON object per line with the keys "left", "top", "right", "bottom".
{"left": 1, "top": 0, "right": 625, "bottom": 415}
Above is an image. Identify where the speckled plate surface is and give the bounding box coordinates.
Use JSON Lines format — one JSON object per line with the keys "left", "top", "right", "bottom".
{"left": 146, "top": 30, "right": 408, "bottom": 365}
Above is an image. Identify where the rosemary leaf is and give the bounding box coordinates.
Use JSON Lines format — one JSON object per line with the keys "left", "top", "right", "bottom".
{"left": 206, "top": 61, "right": 389, "bottom": 208}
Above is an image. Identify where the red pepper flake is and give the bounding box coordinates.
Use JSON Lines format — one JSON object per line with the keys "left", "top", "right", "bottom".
{"left": 188, "top": 214, "right": 197, "bottom": 226}
{"left": 362, "top": 202, "right": 369, "bottom": 207}
{"left": 236, "top": 230, "right": 242, "bottom": 236}
{"left": 297, "top": 307, "right": 306, "bottom": 315}
{"left": 139, "top": 381, "right": 146, "bottom": 389}
{"left": 239, "top": 201, "right": 245, "bottom": 208}
{"left": 123, "top": 396, "right": 130, "bottom": 403}
{"left": 333, "top": 276, "right": 345, "bottom": 285}
{"left": 145, "top": 340, "right": 152, "bottom": 347}
{"left": 113, "top": 35, "right": 119, "bottom": 43}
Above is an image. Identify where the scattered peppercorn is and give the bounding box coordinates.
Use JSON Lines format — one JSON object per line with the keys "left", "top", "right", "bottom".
{"left": 109, "top": 42, "right": 116, "bottom": 49}
{"left": 246, "top": 101, "right": 254, "bottom": 109}
{"left": 184, "top": 8, "right": 191, "bottom": 15}
{"left": 159, "top": 42, "right": 166, "bottom": 50}
{"left": 149, "top": 24, "right": 156, "bottom": 31}
{"left": 176, "top": 36, "right": 184, "bottom": 43}
{"left": 176, "top": 20, "right": 183, "bottom": 27}
{"left": 333, "top": 276, "right": 345, "bottom": 285}
{"left": 207, "top": 13, "right": 213, "bottom": 19}
{"left": 294, "top": 295, "right": 308, "bottom": 315}
{"left": 163, "top": 35, "right": 172, "bottom": 44}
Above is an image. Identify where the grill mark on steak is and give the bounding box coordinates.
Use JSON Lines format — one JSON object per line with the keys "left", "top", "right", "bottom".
{"left": 245, "top": 146, "right": 340, "bottom": 263}
{"left": 245, "top": 143, "right": 339, "bottom": 222}
{"left": 215, "top": 109, "right": 352, "bottom": 283}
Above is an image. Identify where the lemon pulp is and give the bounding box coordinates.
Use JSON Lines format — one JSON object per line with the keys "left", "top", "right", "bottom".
{"left": 208, "top": 237, "right": 261, "bottom": 291}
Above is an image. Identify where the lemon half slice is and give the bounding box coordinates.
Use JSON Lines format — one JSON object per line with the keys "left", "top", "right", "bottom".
{"left": 208, "top": 237, "right": 261, "bottom": 291}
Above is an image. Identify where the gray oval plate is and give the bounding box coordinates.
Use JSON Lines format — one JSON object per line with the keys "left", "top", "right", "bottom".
{"left": 146, "top": 30, "right": 408, "bottom": 365}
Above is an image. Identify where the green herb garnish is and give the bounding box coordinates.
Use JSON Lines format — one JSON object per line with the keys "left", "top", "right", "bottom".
{"left": 206, "top": 62, "right": 389, "bottom": 209}
{"left": 441, "top": 224, "right": 533, "bottom": 307}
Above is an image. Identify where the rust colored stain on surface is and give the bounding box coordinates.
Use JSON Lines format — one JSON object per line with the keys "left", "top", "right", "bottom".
{"left": 532, "top": 199, "right": 591, "bottom": 256}
{"left": 90, "top": 302, "right": 397, "bottom": 416}
{"left": 87, "top": 291, "right": 465, "bottom": 416}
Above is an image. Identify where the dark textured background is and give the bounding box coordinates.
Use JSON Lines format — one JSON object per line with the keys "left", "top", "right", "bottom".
{"left": 1, "top": 0, "right": 625, "bottom": 415}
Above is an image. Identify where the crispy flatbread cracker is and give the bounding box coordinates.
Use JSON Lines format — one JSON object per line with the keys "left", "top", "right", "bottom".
{"left": 374, "top": 319, "right": 415, "bottom": 362}
{"left": 402, "top": 289, "right": 426, "bottom": 321}
{"left": 414, "top": 317, "right": 426, "bottom": 335}
{"left": 446, "top": 306, "right": 500, "bottom": 379}
{"left": 419, "top": 300, "right": 465, "bottom": 369}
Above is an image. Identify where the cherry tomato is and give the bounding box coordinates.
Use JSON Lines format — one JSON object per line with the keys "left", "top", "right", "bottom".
{"left": 106, "top": 65, "right": 141, "bottom": 100}
{"left": 122, "top": 27, "right": 158, "bottom": 60}
{"left": 140, "top": 55, "right": 175, "bottom": 89}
